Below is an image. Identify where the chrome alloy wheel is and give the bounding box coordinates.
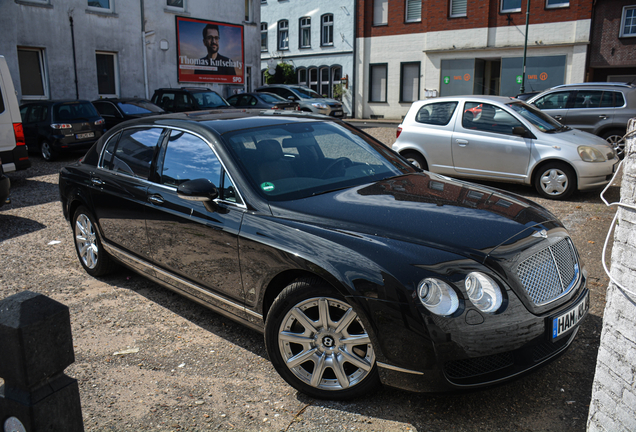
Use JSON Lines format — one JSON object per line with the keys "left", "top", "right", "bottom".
{"left": 75, "top": 213, "right": 99, "bottom": 269}
{"left": 277, "top": 297, "right": 375, "bottom": 391}
{"left": 605, "top": 134, "right": 625, "bottom": 159}
{"left": 539, "top": 167, "right": 569, "bottom": 196}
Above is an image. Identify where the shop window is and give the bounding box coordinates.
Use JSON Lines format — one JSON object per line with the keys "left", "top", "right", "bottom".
{"left": 621, "top": 6, "right": 636, "bottom": 37}
{"left": 546, "top": 0, "right": 568, "bottom": 8}
{"left": 369, "top": 64, "right": 387, "bottom": 103}
{"left": 300, "top": 17, "right": 311, "bottom": 48}
{"left": 405, "top": 0, "right": 421, "bottom": 22}
{"left": 373, "top": 0, "right": 388, "bottom": 25}
{"left": 400, "top": 62, "right": 420, "bottom": 103}
{"left": 17, "top": 48, "right": 48, "bottom": 99}
{"left": 321, "top": 14, "right": 334, "bottom": 46}
{"left": 298, "top": 68, "right": 307, "bottom": 87}
{"left": 278, "top": 20, "right": 289, "bottom": 50}
{"left": 96, "top": 52, "right": 119, "bottom": 97}
{"left": 450, "top": 0, "right": 467, "bottom": 17}
{"left": 309, "top": 68, "right": 318, "bottom": 92}
{"left": 261, "top": 23, "right": 268, "bottom": 51}
{"left": 500, "top": 0, "right": 521, "bottom": 13}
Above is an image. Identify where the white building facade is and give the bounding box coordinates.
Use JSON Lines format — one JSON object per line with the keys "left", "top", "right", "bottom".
{"left": 260, "top": 0, "right": 355, "bottom": 116}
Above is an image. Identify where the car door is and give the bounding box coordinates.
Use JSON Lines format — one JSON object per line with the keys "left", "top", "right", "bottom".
{"left": 451, "top": 101, "right": 531, "bottom": 180}
{"left": 88, "top": 127, "right": 165, "bottom": 262}
{"left": 145, "top": 129, "right": 245, "bottom": 303}
{"left": 531, "top": 90, "right": 573, "bottom": 124}
{"left": 93, "top": 101, "right": 122, "bottom": 130}
{"left": 565, "top": 90, "right": 614, "bottom": 135}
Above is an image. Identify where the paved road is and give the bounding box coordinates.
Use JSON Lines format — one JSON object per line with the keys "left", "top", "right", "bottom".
{"left": 0, "top": 142, "right": 620, "bottom": 431}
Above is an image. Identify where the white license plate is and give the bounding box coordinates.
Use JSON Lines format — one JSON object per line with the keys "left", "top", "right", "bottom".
{"left": 552, "top": 291, "right": 588, "bottom": 339}
{"left": 76, "top": 132, "right": 94, "bottom": 140}
{"left": 333, "top": 110, "right": 343, "bottom": 117}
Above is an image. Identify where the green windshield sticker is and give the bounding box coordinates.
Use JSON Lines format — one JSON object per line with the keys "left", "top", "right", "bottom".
{"left": 261, "top": 182, "right": 275, "bottom": 192}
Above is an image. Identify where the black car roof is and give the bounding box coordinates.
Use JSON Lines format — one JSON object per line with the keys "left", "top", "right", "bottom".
{"left": 21, "top": 100, "right": 92, "bottom": 106}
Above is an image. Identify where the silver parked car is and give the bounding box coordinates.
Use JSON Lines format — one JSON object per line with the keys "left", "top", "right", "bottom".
{"left": 527, "top": 82, "right": 636, "bottom": 159}
{"left": 392, "top": 96, "right": 618, "bottom": 200}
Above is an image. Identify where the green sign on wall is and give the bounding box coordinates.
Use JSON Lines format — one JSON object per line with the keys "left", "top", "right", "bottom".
{"left": 443, "top": 76, "right": 450, "bottom": 84}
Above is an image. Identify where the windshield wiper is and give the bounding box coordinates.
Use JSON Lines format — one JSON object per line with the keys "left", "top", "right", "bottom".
{"left": 311, "top": 185, "right": 354, "bottom": 197}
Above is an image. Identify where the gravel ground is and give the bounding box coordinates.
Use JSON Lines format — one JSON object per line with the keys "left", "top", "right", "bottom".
{"left": 0, "top": 127, "right": 620, "bottom": 431}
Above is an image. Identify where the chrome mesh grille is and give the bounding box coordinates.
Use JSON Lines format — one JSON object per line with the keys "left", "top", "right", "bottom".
{"left": 517, "top": 238, "right": 578, "bottom": 305}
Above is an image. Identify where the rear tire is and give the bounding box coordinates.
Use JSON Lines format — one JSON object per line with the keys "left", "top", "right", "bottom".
{"left": 533, "top": 162, "right": 576, "bottom": 200}
{"left": 72, "top": 206, "right": 117, "bottom": 276}
{"left": 40, "top": 140, "right": 56, "bottom": 161}
{"left": 401, "top": 151, "right": 428, "bottom": 171}
{"left": 601, "top": 129, "right": 626, "bottom": 160}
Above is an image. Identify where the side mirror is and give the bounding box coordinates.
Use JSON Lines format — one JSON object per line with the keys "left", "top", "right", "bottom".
{"left": 177, "top": 178, "right": 219, "bottom": 202}
{"left": 512, "top": 126, "right": 535, "bottom": 139}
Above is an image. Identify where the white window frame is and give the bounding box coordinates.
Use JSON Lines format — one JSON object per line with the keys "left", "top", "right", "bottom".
{"left": 500, "top": 0, "right": 521, "bottom": 13}
{"left": 96, "top": 51, "right": 119, "bottom": 98}
{"left": 321, "top": 14, "right": 334, "bottom": 46}
{"left": 369, "top": 63, "right": 387, "bottom": 103}
{"left": 261, "top": 22, "right": 268, "bottom": 51}
{"left": 620, "top": 5, "right": 636, "bottom": 37}
{"left": 300, "top": 17, "right": 311, "bottom": 48}
{"left": 17, "top": 47, "right": 49, "bottom": 100}
{"left": 165, "top": 0, "right": 185, "bottom": 11}
{"left": 450, "top": 0, "right": 467, "bottom": 17}
{"left": 545, "top": 0, "right": 569, "bottom": 9}
{"left": 87, "top": 0, "right": 114, "bottom": 13}
{"left": 405, "top": 0, "right": 422, "bottom": 23}
{"left": 373, "top": 0, "right": 388, "bottom": 25}
{"left": 278, "top": 20, "right": 289, "bottom": 50}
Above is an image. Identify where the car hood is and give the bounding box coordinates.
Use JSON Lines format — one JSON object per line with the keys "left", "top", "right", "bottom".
{"left": 270, "top": 173, "right": 560, "bottom": 261}
{"left": 537, "top": 127, "right": 612, "bottom": 149}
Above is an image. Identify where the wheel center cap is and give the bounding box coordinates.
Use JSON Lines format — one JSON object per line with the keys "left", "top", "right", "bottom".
{"left": 322, "top": 336, "right": 335, "bottom": 348}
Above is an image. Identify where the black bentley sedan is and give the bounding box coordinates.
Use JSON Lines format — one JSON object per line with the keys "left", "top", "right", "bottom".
{"left": 59, "top": 110, "right": 589, "bottom": 400}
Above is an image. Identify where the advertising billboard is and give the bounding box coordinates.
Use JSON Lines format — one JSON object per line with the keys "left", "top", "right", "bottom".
{"left": 176, "top": 16, "right": 244, "bottom": 84}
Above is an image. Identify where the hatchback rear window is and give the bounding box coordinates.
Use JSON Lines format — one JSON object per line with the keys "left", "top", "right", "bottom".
{"left": 415, "top": 102, "right": 458, "bottom": 126}
{"left": 54, "top": 102, "right": 100, "bottom": 121}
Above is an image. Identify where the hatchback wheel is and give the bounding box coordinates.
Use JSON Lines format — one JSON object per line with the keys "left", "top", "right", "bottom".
{"left": 401, "top": 151, "right": 428, "bottom": 171}
{"left": 265, "top": 278, "right": 380, "bottom": 400}
{"left": 72, "top": 206, "right": 116, "bottom": 276}
{"left": 534, "top": 162, "right": 576, "bottom": 200}
{"left": 602, "top": 130, "right": 626, "bottom": 159}
{"left": 40, "top": 140, "right": 56, "bottom": 161}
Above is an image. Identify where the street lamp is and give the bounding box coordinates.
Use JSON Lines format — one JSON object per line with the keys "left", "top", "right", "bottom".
{"left": 520, "top": 0, "right": 531, "bottom": 94}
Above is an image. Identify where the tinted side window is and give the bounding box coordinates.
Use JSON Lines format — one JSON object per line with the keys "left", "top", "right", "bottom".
{"left": 462, "top": 102, "right": 523, "bottom": 135}
{"left": 111, "top": 128, "right": 163, "bottom": 179}
{"left": 572, "top": 90, "right": 603, "bottom": 109}
{"left": 94, "top": 102, "right": 118, "bottom": 117}
{"left": 26, "top": 105, "right": 42, "bottom": 123}
{"left": 100, "top": 131, "right": 122, "bottom": 169}
{"left": 157, "top": 93, "right": 175, "bottom": 111}
{"left": 20, "top": 106, "right": 29, "bottom": 121}
{"left": 159, "top": 130, "right": 222, "bottom": 188}
{"left": 415, "top": 102, "right": 458, "bottom": 126}
{"left": 533, "top": 91, "right": 571, "bottom": 109}
{"left": 613, "top": 91, "right": 626, "bottom": 107}
{"left": 0, "top": 87, "right": 4, "bottom": 114}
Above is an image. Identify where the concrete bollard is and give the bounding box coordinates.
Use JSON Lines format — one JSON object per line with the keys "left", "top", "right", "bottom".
{"left": 0, "top": 291, "right": 84, "bottom": 432}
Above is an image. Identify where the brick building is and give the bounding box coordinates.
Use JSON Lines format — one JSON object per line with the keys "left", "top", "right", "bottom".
{"left": 588, "top": 0, "right": 636, "bottom": 83}
{"left": 355, "top": 0, "right": 593, "bottom": 119}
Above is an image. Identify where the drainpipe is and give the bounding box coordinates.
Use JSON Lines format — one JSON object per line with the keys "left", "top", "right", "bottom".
{"left": 141, "top": 0, "right": 149, "bottom": 99}
{"left": 352, "top": 0, "right": 357, "bottom": 118}
{"left": 69, "top": 16, "right": 79, "bottom": 99}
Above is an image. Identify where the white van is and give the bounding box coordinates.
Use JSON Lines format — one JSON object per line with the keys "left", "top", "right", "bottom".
{"left": 0, "top": 55, "right": 30, "bottom": 173}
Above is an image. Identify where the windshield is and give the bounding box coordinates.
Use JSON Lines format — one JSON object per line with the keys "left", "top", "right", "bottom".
{"left": 223, "top": 121, "right": 415, "bottom": 201}
{"left": 506, "top": 101, "right": 564, "bottom": 132}
{"left": 291, "top": 87, "right": 324, "bottom": 99}
{"left": 54, "top": 102, "right": 100, "bottom": 121}
{"left": 191, "top": 91, "right": 230, "bottom": 108}
{"left": 260, "top": 93, "right": 286, "bottom": 103}
{"left": 117, "top": 101, "right": 165, "bottom": 115}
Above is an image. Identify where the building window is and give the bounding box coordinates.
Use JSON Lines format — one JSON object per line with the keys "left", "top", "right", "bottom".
{"left": 261, "top": 23, "right": 268, "bottom": 51}
{"left": 369, "top": 64, "right": 387, "bottom": 103}
{"left": 309, "top": 67, "right": 318, "bottom": 92}
{"left": 450, "top": 0, "right": 467, "bottom": 17}
{"left": 546, "top": 0, "right": 568, "bottom": 8}
{"left": 405, "top": 0, "right": 421, "bottom": 22}
{"left": 300, "top": 17, "right": 311, "bottom": 48}
{"left": 320, "top": 67, "right": 330, "bottom": 96}
{"left": 298, "top": 68, "right": 307, "bottom": 87}
{"left": 87, "top": 0, "right": 112, "bottom": 11}
{"left": 17, "top": 48, "right": 48, "bottom": 99}
{"left": 166, "top": 0, "right": 183, "bottom": 7}
{"left": 321, "top": 14, "right": 333, "bottom": 46}
{"left": 501, "top": 0, "right": 521, "bottom": 13}
{"left": 96, "top": 52, "right": 118, "bottom": 97}
{"left": 331, "top": 66, "right": 342, "bottom": 100}
{"left": 400, "top": 62, "right": 420, "bottom": 103}
{"left": 621, "top": 6, "right": 636, "bottom": 37}
{"left": 245, "top": 0, "right": 252, "bottom": 21}
{"left": 278, "top": 20, "right": 289, "bottom": 50}
{"left": 373, "top": 0, "right": 388, "bottom": 25}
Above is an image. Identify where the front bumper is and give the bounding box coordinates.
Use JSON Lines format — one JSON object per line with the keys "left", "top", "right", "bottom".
{"left": 575, "top": 158, "right": 619, "bottom": 191}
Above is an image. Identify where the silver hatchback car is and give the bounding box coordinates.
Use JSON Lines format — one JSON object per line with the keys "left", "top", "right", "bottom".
{"left": 392, "top": 96, "right": 618, "bottom": 200}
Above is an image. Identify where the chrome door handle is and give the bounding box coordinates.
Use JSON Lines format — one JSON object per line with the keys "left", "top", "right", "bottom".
{"left": 599, "top": 115, "right": 608, "bottom": 119}
{"left": 456, "top": 139, "right": 469, "bottom": 146}
{"left": 553, "top": 115, "right": 563, "bottom": 120}
{"left": 91, "top": 178, "right": 104, "bottom": 186}
{"left": 148, "top": 195, "right": 164, "bottom": 205}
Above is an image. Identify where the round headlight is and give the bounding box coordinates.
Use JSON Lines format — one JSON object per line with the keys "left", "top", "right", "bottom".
{"left": 418, "top": 278, "right": 459, "bottom": 316}
{"left": 465, "top": 272, "right": 502, "bottom": 313}
{"left": 578, "top": 146, "right": 606, "bottom": 162}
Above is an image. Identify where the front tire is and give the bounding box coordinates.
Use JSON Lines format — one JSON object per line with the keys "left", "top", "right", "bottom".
{"left": 72, "top": 206, "right": 116, "bottom": 276}
{"left": 533, "top": 162, "right": 576, "bottom": 200}
{"left": 401, "top": 151, "right": 428, "bottom": 171}
{"left": 265, "top": 278, "right": 380, "bottom": 400}
{"left": 40, "top": 140, "right": 56, "bottom": 161}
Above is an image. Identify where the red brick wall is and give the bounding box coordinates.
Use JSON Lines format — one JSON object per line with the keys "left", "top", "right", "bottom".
{"left": 357, "top": 0, "right": 593, "bottom": 38}
{"left": 589, "top": 0, "right": 636, "bottom": 68}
